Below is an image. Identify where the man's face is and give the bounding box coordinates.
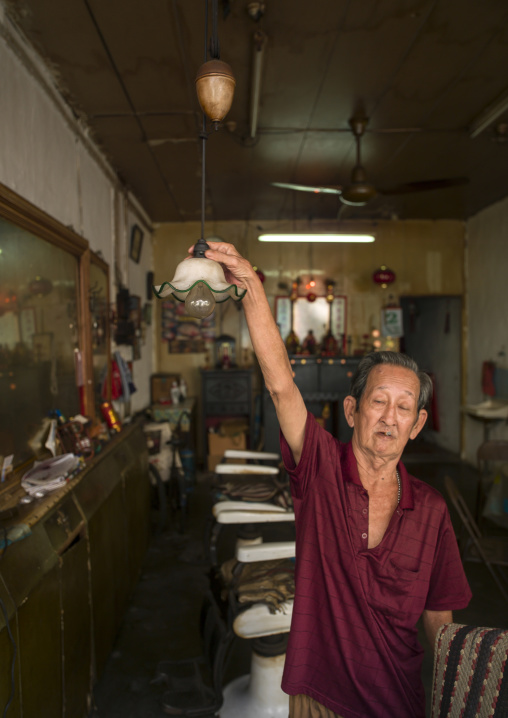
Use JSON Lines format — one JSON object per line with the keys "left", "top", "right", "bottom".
{"left": 343, "top": 364, "right": 427, "bottom": 461}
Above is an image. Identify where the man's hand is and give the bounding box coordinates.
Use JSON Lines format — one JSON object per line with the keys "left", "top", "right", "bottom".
{"left": 188, "top": 242, "right": 258, "bottom": 290}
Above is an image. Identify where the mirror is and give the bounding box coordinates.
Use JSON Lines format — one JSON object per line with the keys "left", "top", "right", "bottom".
{"left": 0, "top": 217, "right": 81, "bottom": 462}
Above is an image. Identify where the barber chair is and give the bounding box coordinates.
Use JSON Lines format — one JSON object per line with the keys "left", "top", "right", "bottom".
{"left": 221, "top": 449, "right": 281, "bottom": 466}
{"left": 207, "top": 460, "right": 294, "bottom": 567}
{"left": 220, "top": 540, "right": 295, "bottom": 718}
{"left": 155, "top": 589, "right": 235, "bottom": 716}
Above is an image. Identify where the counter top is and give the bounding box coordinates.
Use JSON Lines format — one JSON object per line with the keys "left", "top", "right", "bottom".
{"left": 0, "top": 419, "right": 143, "bottom": 530}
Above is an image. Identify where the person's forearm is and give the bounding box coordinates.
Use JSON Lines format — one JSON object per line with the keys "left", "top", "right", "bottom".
{"left": 241, "top": 273, "right": 294, "bottom": 397}
{"left": 201, "top": 241, "right": 307, "bottom": 460}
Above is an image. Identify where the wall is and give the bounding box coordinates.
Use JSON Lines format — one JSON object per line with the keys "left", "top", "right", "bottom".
{"left": 464, "top": 194, "right": 508, "bottom": 463}
{"left": 0, "top": 6, "right": 153, "bottom": 413}
{"left": 401, "top": 296, "right": 463, "bottom": 454}
{"left": 153, "top": 218, "right": 465, "bottom": 451}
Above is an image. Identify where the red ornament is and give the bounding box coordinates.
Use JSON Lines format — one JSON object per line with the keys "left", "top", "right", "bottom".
{"left": 307, "top": 292, "right": 317, "bottom": 303}
{"left": 373, "top": 266, "right": 396, "bottom": 288}
{"left": 253, "top": 266, "right": 265, "bottom": 283}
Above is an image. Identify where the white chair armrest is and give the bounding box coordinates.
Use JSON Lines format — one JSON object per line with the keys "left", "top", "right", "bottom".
{"left": 214, "top": 509, "right": 295, "bottom": 524}
{"left": 214, "top": 463, "right": 279, "bottom": 475}
{"left": 236, "top": 541, "right": 295, "bottom": 562}
{"left": 213, "top": 501, "right": 287, "bottom": 516}
{"left": 233, "top": 601, "right": 293, "bottom": 639}
{"left": 224, "top": 449, "right": 280, "bottom": 461}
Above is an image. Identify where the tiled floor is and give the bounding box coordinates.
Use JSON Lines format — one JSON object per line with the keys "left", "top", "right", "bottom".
{"left": 89, "top": 445, "right": 508, "bottom": 718}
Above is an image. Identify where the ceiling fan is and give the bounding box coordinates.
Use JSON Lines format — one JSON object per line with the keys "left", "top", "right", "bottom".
{"left": 272, "top": 115, "right": 469, "bottom": 206}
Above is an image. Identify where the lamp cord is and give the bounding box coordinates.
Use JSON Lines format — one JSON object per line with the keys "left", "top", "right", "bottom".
{"left": 201, "top": 116, "right": 207, "bottom": 243}
{"left": 211, "top": 0, "right": 220, "bottom": 59}
{"left": 203, "top": 0, "right": 208, "bottom": 62}
{"left": 202, "top": 0, "right": 208, "bottom": 243}
{"left": 197, "top": 0, "right": 212, "bottom": 255}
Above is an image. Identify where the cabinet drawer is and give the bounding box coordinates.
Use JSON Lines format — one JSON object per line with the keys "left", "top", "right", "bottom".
{"left": 204, "top": 376, "right": 250, "bottom": 403}
{"left": 319, "top": 360, "right": 357, "bottom": 393}
{"left": 291, "top": 362, "right": 319, "bottom": 392}
{"left": 207, "top": 401, "right": 250, "bottom": 416}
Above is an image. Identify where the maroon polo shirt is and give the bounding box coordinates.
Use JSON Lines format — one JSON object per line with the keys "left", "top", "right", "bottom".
{"left": 280, "top": 412, "right": 471, "bottom": 718}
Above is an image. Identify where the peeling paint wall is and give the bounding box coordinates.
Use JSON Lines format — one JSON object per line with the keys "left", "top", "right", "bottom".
{"left": 0, "top": 9, "right": 153, "bottom": 412}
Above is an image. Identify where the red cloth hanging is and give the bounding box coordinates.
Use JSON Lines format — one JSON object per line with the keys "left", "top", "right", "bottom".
{"left": 101, "top": 359, "right": 123, "bottom": 400}
{"left": 481, "top": 361, "right": 496, "bottom": 397}
{"left": 110, "top": 360, "right": 123, "bottom": 400}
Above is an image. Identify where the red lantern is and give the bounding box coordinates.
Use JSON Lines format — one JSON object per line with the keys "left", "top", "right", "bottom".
{"left": 373, "top": 266, "right": 396, "bottom": 289}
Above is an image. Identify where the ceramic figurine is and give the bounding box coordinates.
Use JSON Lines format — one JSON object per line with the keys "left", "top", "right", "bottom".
{"left": 302, "top": 330, "right": 317, "bottom": 355}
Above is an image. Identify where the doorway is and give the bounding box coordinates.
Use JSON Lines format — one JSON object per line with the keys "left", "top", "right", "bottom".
{"left": 400, "top": 296, "right": 462, "bottom": 455}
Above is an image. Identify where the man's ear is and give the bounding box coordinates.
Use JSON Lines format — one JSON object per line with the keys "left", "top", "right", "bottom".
{"left": 410, "top": 409, "right": 428, "bottom": 440}
{"left": 343, "top": 395, "right": 357, "bottom": 428}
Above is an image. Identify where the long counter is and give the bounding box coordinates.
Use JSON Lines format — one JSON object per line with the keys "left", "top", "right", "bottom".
{"left": 0, "top": 419, "right": 150, "bottom": 718}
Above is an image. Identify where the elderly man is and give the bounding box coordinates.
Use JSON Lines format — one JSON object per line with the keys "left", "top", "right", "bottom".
{"left": 197, "top": 241, "right": 471, "bottom": 718}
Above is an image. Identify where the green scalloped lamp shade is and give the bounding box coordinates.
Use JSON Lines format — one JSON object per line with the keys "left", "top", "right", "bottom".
{"left": 152, "top": 257, "right": 246, "bottom": 318}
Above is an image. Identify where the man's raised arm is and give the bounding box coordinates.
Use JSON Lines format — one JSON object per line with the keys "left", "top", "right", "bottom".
{"left": 200, "top": 242, "right": 307, "bottom": 464}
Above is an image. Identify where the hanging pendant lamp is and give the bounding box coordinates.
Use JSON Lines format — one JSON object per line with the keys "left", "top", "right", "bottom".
{"left": 153, "top": 0, "right": 244, "bottom": 318}
{"left": 153, "top": 238, "right": 245, "bottom": 318}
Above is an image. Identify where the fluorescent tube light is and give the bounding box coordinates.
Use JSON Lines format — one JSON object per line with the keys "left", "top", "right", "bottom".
{"left": 250, "top": 31, "right": 267, "bottom": 139}
{"left": 470, "top": 87, "right": 508, "bottom": 138}
{"left": 258, "top": 233, "right": 375, "bottom": 243}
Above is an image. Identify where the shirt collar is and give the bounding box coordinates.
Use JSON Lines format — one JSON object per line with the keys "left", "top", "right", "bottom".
{"left": 340, "top": 441, "right": 414, "bottom": 510}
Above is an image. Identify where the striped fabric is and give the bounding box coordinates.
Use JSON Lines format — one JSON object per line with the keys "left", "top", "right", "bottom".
{"left": 431, "top": 623, "right": 508, "bottom": 717}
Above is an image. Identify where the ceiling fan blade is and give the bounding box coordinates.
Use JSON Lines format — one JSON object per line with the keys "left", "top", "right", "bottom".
{"left": 271, "top": 182, "right": 342, "bottom": 195}
{"left": 379, "top": 177, "right": 469, "bottom": 196}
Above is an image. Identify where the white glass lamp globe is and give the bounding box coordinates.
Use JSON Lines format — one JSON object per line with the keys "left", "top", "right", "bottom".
{"left": 153, "top": 257, "right": 246, "bottom": 319}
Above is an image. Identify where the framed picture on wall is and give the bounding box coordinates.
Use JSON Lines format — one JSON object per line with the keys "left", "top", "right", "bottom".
{"left": 129, "top": 295, "right": 142, "bottom": 329}
{"left": 381, "top": 307, "right": 403, "bottom": 337}
{"left": 129, "top": 224, "right": 144, "bottom": 263}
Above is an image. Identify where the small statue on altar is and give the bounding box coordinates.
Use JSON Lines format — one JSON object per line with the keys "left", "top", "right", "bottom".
{"left": 321, "top": 330, "right": 338, "bottom": 356}
{"left": 302, "top": 330, "right": 317, "bottom": 355}
{"left": 285, "top": 329, "right": 300, "bottom": 355}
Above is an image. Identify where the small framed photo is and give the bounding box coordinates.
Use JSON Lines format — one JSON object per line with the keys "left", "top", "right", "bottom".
{"left": 129, "top": 295, "right": 142, "bottom": 329}
{"left": 130, "top": 224, "right": 144, "bottom": 263}
{"left": 143, "top": 302, "right": 153, "bottom": 326}
{"left": 381, "top": 307, "right": 404, "bottom": 338}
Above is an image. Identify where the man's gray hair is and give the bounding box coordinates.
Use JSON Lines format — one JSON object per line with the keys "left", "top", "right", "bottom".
{"left": 349, "top": 351, "right": 433, "bottom": 413}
